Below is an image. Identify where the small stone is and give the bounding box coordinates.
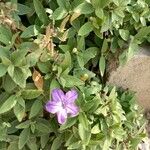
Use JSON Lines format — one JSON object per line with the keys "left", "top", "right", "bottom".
{"left": 108, "top": 46, "right": 150, "bottom": 109}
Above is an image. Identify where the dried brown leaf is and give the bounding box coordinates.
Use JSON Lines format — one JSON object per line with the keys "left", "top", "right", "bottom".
{"left": 32, "top": 69, "right": 43, "bottom": 90}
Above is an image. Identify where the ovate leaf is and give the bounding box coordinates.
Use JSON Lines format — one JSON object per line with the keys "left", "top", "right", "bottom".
{"left": 33, "top": 0, "right": 49, "bottom": 24}
{"left": 21, "top": 89, "right": 43, "bottom": 100}
{"left": 0, "top": 25, "right": 12, "bottom": 45}
{"left": 20, "top": 25, "right": 40, "bottom": 38}
{"left": 36, "top": 121, "right": 52, "bottom": 133}
{"left": 8, "top": 67, "right": 30, "bottom": 88}
{"left": 18, "top": 128, "right": 30, "bottom": 149}
{"left": 11, "top": 49, "right": 28, "bottom": 66}
{"left": 50, "top": 79, "right": 60, "bottom": 95}
{"left": 59, "top": 118, "right": 77, "bottom": 131}
{"left": 78, "top": 22, "right": 93, "bottom": 36}
{"left": 99, "top": 55, "right": 106, "bottom": 77}
{"left": 52, "top": 7, "right": 68, "bottom": 20}
{"left": 0, "top": 95, "right": 17, "bottom": 114}
{"left": 29, "top": 99, "right": 42, "bottom": 119}
{"left": 91, "top": 123, "right": 101, "bottom": 134}
{"left": 3, "top": 74, "right": 17, "bottom": 92}
{"left": 17, "top": 3, "right": 32, "bottom": 15}
{"left": 74, "top": 2, "right": 94, "bottom": 14}
{"left": 91, "top": 0, "right": 110, "bottom": 8}
{"left": 14, "top": 97, "right": 25, "bottom": 122}
{"left": 16, "top": 120, "right": 31, "bottom": 129}
{"left": 95, "top": 8, "right": 104, "bottom": 19}
{"left": 134, "top": 26, "right": 150, "bottom": 42}
{"left": 0, "top": 63, "right": 7, "bottom": 77}
{"left": 78, "top": 123, "right": 91, "bottom": 145}
{"left": 60, "top": 75, "right": 84, "bottom": 87}
{"left": 78, "top": 112, "right": 89, "bottom": 130}
{"left": 119, "top": 29, "right": 129, "bottom": 41}
{"left": 60, "top": 51, "right": 72, "bottom": 71}
{"left": 51, "top": 135, "right": 63, "bottom": 150}
{"left": 40, "top": 134, "right": 49, "bottom": 149}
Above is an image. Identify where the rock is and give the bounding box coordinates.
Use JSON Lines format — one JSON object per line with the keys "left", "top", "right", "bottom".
{"left": 138, "top": 138, "right": 150, "bottom": 150}
{"left": 108, "top": 46, "right": 150, "bottom": 109}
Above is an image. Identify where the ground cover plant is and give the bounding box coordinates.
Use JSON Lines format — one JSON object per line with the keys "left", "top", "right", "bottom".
{"left": 0, "top": 0, "right": 150, "bottom": 149}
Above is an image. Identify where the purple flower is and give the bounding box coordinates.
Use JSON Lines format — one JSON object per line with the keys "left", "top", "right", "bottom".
{"left": 45, "top": 88, "right": 79, "bottom": 124}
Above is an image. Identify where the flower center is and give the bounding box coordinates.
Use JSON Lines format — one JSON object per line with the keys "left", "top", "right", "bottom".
{"left": 61, "top": 100, "right": 66, "bottom": 109}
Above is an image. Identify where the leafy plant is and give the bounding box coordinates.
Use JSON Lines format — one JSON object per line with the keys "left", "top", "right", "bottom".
{"left": 0, "top": 0, "right": 149, "bottom": 149}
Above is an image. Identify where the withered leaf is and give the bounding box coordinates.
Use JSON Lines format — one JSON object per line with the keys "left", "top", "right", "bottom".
{"left": 32, "top": 69, "right": 43, "bottom": 90}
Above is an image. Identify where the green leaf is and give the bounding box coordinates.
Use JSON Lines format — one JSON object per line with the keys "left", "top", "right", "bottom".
{"left": 56, "top": 0, "right": 70, "bottom": 10}
{"left": 14, "top": 97, "right": 25, "bottom": 122}
{"left": 60, "top": 51, "right": 72, "bottom": 71}
{"left": 27, "top": 51, "right": 42, "bottom": 67}
{"left": 40, "top": 134, "right": 49, "bottom": 149}
{"left": 110, "top": 37, "right": 118, "bottom": 53}
{"left": 17, "top": 3, "right": 32, "bottom": 15}
{"left": 67, "top": 141, "right": 82, "bottom": 149}
{"left": 77, "top": 36, "right": 85, "bottom": 51}
{"left": 77, "top": 47, "right": 98, "bottom": 68}
{"left": 8, "top": 141, "right": 19, "bottom": 150}
{"left": 50, "top": 79, "right": 60, "bottom": 95}
{"left": 27, "top": 138, "right": 38, "bottom": 150}
{"left": 0, "top": 63, "right": 7, "bottom": 77}
{"left": 0, "top": 47, "right": 10, "bottom": 58}
{"left": 127, "top": 39, "right": 139, "bottom": 60}
{"left": 36, "top": 122, "right": 52, "bottom": 133}
{"left": 134, "top": 26, "right": 150, "bottom": 42}
{"left": 119, "top": 29, "right": 129, "bottom": 41}
{"left": 16, "top": 120, "right": 31, "bottom": 129}
{"left": 91, "top": 123, "right": 100, "bottom": 134}
{"left": 1, "top": 57, "right": 11, "bottom": 68}
{"left": 0, "top": 125, "right": 7, "bottom": 141}
{"left": 99, "top": 55, "right": 106, "bottom": 77}
{"left": 78, "top": 22, "right": 93, "bottom": 36}
{"left": 78, "top": 123, "right": 91, "bottom": 145}
{"left": 101, "top": 39, "right": 108, "bottom": 53}
{"left": 0, "top": 95, "right": 17, "bottom": 114}
{"left": 59, "top": 118, "right": 77, "bottom": 131}
{"left": 18, "top": 128, "right": 30, "bottom": 149}
{"left": 77, "top": 55, "right": 84, "bottom": 69}
{"left": 37, "top": 61, "right": 51, "bottom": 73}
{"left": 3, "top": 74, "right": 17, "bottom": 93}
{"left": 60, "top": 75, "right": 84, "bottom": 87}
{"left": 78, "top": 112, "right": 89, "bottom": 130}
{"left": 29, "top": 99, "right": 42, "bottom": 119}
{"left": 51, "top": 135, "right": 63, "bottom": 150}
{"left": 21, "top": 89, "right": 43, "bottom": 100}
{"left": 140, "top": 17, "right": 146, "bottom": 26}
{"left": 91, "top": 0, "right": 110, "bottom": 8}
{"left": 83, "top": 47, "right": 98, "bottom": 64}
{"left": 7, "top": 65, "right": 14, "bottom": 77}
{"left": 52, "top": 7, "right": 68, "bottom": 20}
{"left": 20, "top": 25, "right": 40, "bottom": 38}
{"left": 74, "top": 2, "right": 94, "bottom": 14}
{"left": 33, "top": 0, "right": 49, "bottom": 25}
{"left": 102, "top": 138, "right": 111, "bottom": 150}
{"left": 95, "top": 8, "right": 104, "bottom": 19}
{"left": 11, "top": 49, "right": 28, "bottom": 66}
{"left": 0, "top": 25, "right": 12, "bottom": 45}
{"left": 8, "top": 67, "right": 30, "bottom": 88}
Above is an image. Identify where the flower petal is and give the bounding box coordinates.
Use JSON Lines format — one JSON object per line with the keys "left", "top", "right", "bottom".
{"left": 66, "top": 104, "right": 79, "bottom": 117}
{"left": 57, "top": 109, "right": 67, "bottom": 124}
{"left": 65, "top": 89, "right": 78, "bottom": 103}
{"left": 51, "top": 88, "right": 65, "bottom": 102}
{"left": 45, "top": 100, "right": 62, "bottom": 114}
